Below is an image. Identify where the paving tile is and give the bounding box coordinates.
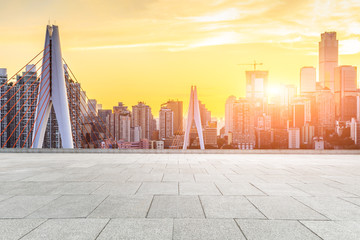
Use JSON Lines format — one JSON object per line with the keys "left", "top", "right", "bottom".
{"left": 0, "top": 182, "right": 63, "bottom": 195}
{"left": 236, "top": 219, "right": 321, "bottom": 240}
{"left": 225, "top": 174, "right": 266, "bottom": 183}
{"left": 200, "top": 196, "right": 265, "bottom": 219}
{"left": 0, "top": 195, "right": 59, "bottom": 218}
{"left": 252, "top": 183, "right": 310, "bottom": 196}
{"left": 179, "top": 183, "right": 221, "bottom": 195}
{"left": 301, "top": 220, "right": 360, "bottom": 240}
{"left": 147, "top": 196, "right": 204, "bottom": 218}
{"left": 290, "top": 183, "right": 357, "bottom": 197}
{"left": 92, "top": 182, "right": 141, "bottom": 195}
{"left": 247, "top": 196, "right": 327, "bottom": 220}
{"left": 0, "top": 195, "right": 12, "bottom": 202}
{"left": 136, "top": 182, "right": 178, "bottom": 195}
{"left": 91, "top": 173, "right": 132, "bottom": 182}
{"left": 342, "top": 197, "right": 360, "bottom": 207}
{"left": 162, "top": 174, "right": 194, "bottom": 182}
{"left": 49, "top": 182, "right": 104, "bottom": 195}
{"left": 0, "top": 219, "right": 45, "bottom": 240}
{"left": 27, "top": 195, "right": 106, "bottom": 218}
{"left": 128, "top": 174, "right": 163, "bottom": 182}
{"left": 194, "top": 174, "right": 230, "bottom": 182}
{"left": 88, "top": 195, "right": 152, "bottom": 218}
{"left": 215, "top": 183, "right": 265, "bottom": 196}
{"left": 294, "top": 196, "right": 360, "bottom": 220}
{"left": 22, "top": 219, "right": 109, "bottom": 240}
{"left": 97, "top": 219, "right": 173, "bottom": 240}
{"left": 173, "top": 219, "right": 245, "bottom": 240}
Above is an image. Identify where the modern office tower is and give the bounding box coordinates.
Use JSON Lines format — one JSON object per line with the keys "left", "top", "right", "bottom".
{"left": 162, "top": 100, "right": 183, "bottom": 135}
{"left": 300, "top": 67, "right": 316, "bottom": 95}
{"left": 334, "top": 65, "right": 357, "bottom": 121}
{"left": 288, "top": 128, "right": 300, "bottom": 149}
{"left": 203, "top": 121, "right": 217, "bottom": 147}
{"left": 132, "top": 102, "right": 153, "bottom": 140}
{"left": 256, "top": 113, "right": 271, "bottom": 149}
{"left": 14, "top": 65, "right": 38, "bottom": 148}
{"left": 112, "top": 103, "right": 131, "bottom": 142}
{"left": 292, "top": 97, "right": 311, "bottom": 128}
{"left": 268, "top": 103, "right": 286, "bottom": 129}
{"left": 88, "top": 99, "right": 98, "bottom": 116}
{"left": 319, "top": 32, "right": 338, "bottom": 92}
{"left": 225, "top": 96, "right": 236, "bottom": 135}
{"left": 232, "top": 98, "right": 255, "bottom": 149}
{"left": 159, "top": 107, "right": 173, "bottom": 140}
{"left": 67, "top": 81, "right": 82, "bottom": 147}
{"left": 0, "top": 68, "right": 8, "bottom": 147}
{"left": 199, "top": 101, "right": 211, "bottom": 127}
{"left": 98, "top": 109, "right": 112, "bottom": 136}
{"left": 316, "top": 87, "right": 335, "bottom": 133}
{"left": 246, "top": 71, "right": 268, "bottom": 99}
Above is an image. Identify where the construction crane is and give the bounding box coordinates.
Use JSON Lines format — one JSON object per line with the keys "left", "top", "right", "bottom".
{"left": 238, "top": 60, "right": 263, "bottom": 71}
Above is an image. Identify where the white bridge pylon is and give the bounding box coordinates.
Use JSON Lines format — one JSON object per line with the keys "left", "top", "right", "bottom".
{"left": 183, "top": 86, "right": 205, "bottom": 150}
{"left": 32, "top": 25, "right": 73, "bottom": 148}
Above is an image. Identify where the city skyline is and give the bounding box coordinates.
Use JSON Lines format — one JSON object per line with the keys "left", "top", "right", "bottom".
{"left": 0, "top": 0, "right": 360, "bottom": 117}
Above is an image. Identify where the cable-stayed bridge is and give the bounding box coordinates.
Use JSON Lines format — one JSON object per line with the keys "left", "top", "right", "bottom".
{"left": 0, "top": 25, "right": 115, "bottom": 149}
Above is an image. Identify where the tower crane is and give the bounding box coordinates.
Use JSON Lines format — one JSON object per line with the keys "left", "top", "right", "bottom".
{"left": 238, "top": 60, "right": 263, "bottom": 71}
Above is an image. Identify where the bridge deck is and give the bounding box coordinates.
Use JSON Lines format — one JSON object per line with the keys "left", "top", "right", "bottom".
{"left": 0, "top": 153, "right": 359, "bottom": 239}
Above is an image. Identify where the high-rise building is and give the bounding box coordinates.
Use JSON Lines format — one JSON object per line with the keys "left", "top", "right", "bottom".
{"left": 88, "top": 99, "right": 98, "bottom": 116}
{"left": 292, "top": 97, "right": 311, "bottom": 128}
{"left": 162, "top": 100, "right": 183, "bottom": 135}
{"left": 246, "top": 71, "right": 268, "bottom": 99}
{"left": 300, "top": 67, "right": 316, "bottom": 95}
{"left": 199, "top": 101, "right": 211, "bottom": 128}
{"left": 334, "top": 65, "right": 357, "bottom": 121}
{"left": 316, "top": 87, "right": 335, "bottom": 133}
{"left": 159, "top": 107, "right": 173, "bottom": 140}
{"left": 319, "top": 32, "right": 338, "bottom": 92}
{"left": 288, "top": 128, "right": 300, "bottom": 149}
{"left": 225, "top": 96, "right": 236, "bottom": 135}
{"left": 132, "top": 102, "right": 153, "bottom": 140}
{"left": 232, "top": 98, "right": 255, "bottom": 149}
{"left": 0, "top": 68, "right": 8, "bottom": 147}
{"left": 112, "top": 103, "right": 131, "bottom": 142}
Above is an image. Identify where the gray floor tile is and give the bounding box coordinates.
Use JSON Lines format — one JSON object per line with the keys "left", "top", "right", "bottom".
{"left": 294, "top": 196, "right": 360, "bottom": 220}
{"left": 147, "top": 195, "right": 204, "bottom": 218}
{"left": 215, "top": 182, "right": 265, "bottom": 196}
{"left": 49, "top": 182, "right": 104, "bottom": 195}
{"left": 247, "top": 196, "right": 327, "bottom": 220}
{"left": 342, "top": 197, "right": 360, "bottom": 207}
{"left": 179, "top": 183, "right": 221, "bottom": 195}
{"left": 194, "top": 174, "right": 230, "bottom": 182}
{"left": 22, "top": 219, "right": 109, "bottom": 240}
{"left": 301, "top": 220, "right": 360, "bottom": 240}
{"left": 0, "top": 195, "right": 58, "bottom": 218}
{"left": 252, "top": 183, "right": 310, "bottom": 196}
{"left": 92, "top": 182, "right": 141, "bottom": 195}
{"left": 173, "top": 219, "right": 245, "bottom": 240}
{"left": 237, "top": 219, "right": 321, "bottom": 240}
{"left": 128, "top": 174, "right": 163, "bottom": 182}
{"left": 27, "top": 195, "right": 106, "bottom": 218}
{"left": 89, "top": 195, "right": 152, "bottom": 218}
{"left": 136, "top": 182, "right": 178, "bottom": 195}
{"left": 162, "top": 174, "right": 194, "bottom": 182}
{"left": 200, "top": 196, "right": 265, "bottom": 219}
{"left": 0, "top": 219, "right": 45, "bottom": 240}
{"left": 97, "top": 219, "right": 173, "bottom": 240}
{"left": 290, "top": 183, "right": 357, "bottom": 197}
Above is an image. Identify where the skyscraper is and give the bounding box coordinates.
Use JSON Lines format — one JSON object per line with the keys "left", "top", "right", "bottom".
{"left": 0, "top": 69, "right": 8, "bottom": 147}
{"left": 316, "top": 87, "right": 335, "bottom": 135}
{"left": 232, "top": 98, "right": 255, "bottom": 149}
{"left": 162, "top": 100, "right": 183, "bottom": 135}
{"left": 334, "top": 65, "right": 357, "bottom": 121}
{"left": 132, "top": 102, "right": 153, "bottom": 140}
{"left": 319, "top": 32, "right": 338, "bottom": 92}
{"left": 159, "top": 107, "right": 173, "bottom": 139}
{"left": 225, "top": 95, "right": 236, "bottom": 135}
{"left": 300, "top": 67, "right": 316, "bottom": 95}
{"left": 246, "top": 71, "right": 268, "bottom": 99}
{"left": 112, "top": 103, "right": 131, "bottom": 142}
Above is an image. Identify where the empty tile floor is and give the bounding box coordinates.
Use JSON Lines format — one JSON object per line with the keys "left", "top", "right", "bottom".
{"left": 0, "top": 153, "right": 359, "bottom": 240}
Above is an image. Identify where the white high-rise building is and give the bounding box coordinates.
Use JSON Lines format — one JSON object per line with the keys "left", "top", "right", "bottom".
{"left": 246, "top": 71, "right": 268, "bottom": 99}
{"left": 319, "top": 32, "right": 338, "bottom": 92}
{"left": 300, "top": 67, "right": 316, "bottom": 94}
{"left": 132, "top": 102, "right": 153, "bottom": 140}
{"left": 288, "top": 128, "right": 300, "bottom": 149}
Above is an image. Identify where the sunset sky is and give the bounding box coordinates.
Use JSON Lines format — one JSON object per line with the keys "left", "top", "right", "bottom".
{"left": 0, "top": 0, "right": 359, "bottom": 117}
